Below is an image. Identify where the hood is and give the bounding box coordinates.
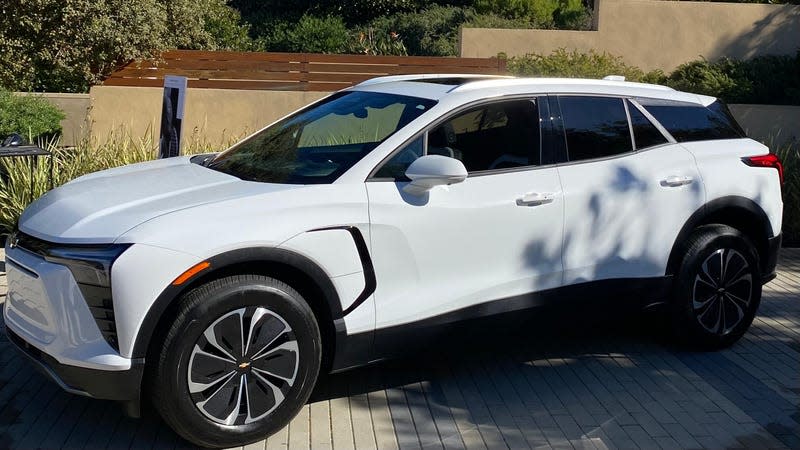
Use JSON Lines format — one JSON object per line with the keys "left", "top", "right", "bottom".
{"left": 19, "top": 156, "right": 300, "bottom": 244}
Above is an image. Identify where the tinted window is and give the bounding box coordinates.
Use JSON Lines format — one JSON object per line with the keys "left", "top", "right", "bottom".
{"left": 432, "top": 99, "right": 540, "bottom": 173}
{"left": 373, "top": 99, "right": 540, "bottom": 178}
{"left": 209, "top": 92, "right": 436, "bottom": 184}
{"left": 640, "top": 99, "right": 742, "bottom": 143}
{"left": 373, "top": 135, "right": 424, "bottom": 179}
{"left": 627, "top": 100, "right": 668, "bottom": 149}
{"left": 559, "top": 96, "right": 632, "bottom": 161}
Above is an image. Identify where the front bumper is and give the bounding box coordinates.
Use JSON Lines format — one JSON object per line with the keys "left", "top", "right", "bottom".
{"left": 3, "top": 244, "right": 143, "bottom": 404}
{"left": 6, "top": 326, "right": 143, "bottom": 401}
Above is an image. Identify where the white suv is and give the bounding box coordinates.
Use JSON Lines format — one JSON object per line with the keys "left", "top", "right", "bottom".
{"left": 4, "top": 75, "right": 783, "bottom": 447}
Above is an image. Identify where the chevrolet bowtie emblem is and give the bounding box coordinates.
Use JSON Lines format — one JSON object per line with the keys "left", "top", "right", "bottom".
{"left": 238, "top": 362, "right": 250, "bottom": 369}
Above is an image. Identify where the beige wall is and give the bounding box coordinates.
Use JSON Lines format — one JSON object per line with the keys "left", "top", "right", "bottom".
{"left": 15, "top": 92, "right": 90, "bottom": 147}
{"left": 460, "top": 0, "right": 800, "bottom": 72}
{"left": 88, "top": 86, "right": 328, "bottom": 148}
{"left": 730, "top": 104, "right": 800, "bottom": 147}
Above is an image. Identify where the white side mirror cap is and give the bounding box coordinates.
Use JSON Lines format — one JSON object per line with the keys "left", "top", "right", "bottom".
{"left": 403, "top": 155, "right": 468, "bottom": 195}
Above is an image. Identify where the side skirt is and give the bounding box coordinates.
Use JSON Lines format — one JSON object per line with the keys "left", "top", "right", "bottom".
{"left": 330, "top": 275, "right": 673, "bottom": 372}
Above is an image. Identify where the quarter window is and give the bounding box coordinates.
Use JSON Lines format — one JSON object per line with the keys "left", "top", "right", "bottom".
{"left": 639, "top": 99, "right": 742, "bottom": 143}
{"left": 559, "top": 96, "right": 632, "bottom": 162}
{"left": 627, "top": 100, "right": 668, "bottom": 149}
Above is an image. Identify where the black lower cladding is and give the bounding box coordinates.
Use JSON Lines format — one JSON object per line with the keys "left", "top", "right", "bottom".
{"left": 5, "top": 327, "right": 143, "bottom": 402}
{"left": 762, "top": 232, "right": 781, "bottom": 283}
{"left": 332, "top": 275, "right": 674, "bottom": 372}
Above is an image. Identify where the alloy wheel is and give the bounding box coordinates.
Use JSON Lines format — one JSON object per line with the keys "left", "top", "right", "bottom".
{"left": 692, "top": 248, "right": 753, "bottom": 336}
{"left": 187, "top": 307, "right": 299, "bottom": 425}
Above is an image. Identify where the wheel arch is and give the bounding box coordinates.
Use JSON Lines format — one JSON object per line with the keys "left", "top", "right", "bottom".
{"left": 132, "top": 246, "right": 345, "bottom": 372}
{"left": 666, "top": 196, "right": 774, "bottom": 277}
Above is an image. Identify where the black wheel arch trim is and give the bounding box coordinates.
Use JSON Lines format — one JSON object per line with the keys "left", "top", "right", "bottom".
{"left": 667, "top": 196, "right": 775, "bottom": 277}
{"left": 131, "top": 226, "right": 375, "bottom": 361}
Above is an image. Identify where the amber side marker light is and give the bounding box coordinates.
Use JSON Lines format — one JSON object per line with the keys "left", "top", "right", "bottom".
{"left": 172, "top": 261, "right": 211, "bottom": 286}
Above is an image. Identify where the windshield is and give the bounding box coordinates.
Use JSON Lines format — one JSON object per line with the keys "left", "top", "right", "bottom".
{"left": 207, "top": 91, "right": 436, "bottom": 184}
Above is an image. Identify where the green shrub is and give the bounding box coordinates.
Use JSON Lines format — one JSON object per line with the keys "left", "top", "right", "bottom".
{"left": 664, "top": 54, "right": 800, "bottom": 105}
{"left": 262, "top": 15, "right": 351, "bottom": 53}
{"left": 0, "top": 91, "right": 65, "bottom": 142}
{"left": 507, "top": 49, "right": 665, "bottom": 82}
{"left": 349, "top": 28, "right": 409, "bottom": 55}
{"left": 368, "top": 6, "right": 473, "bottom": 56}
{"left": 473, "top": 0, "right": 592, "bottom": 29}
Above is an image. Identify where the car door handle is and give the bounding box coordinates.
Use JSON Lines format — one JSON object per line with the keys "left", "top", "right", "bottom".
{"left": 516, "top": 192, "right": 555, "bottom": 206}
{"left": 661, "top": 175, "right": 694, "bottom": 187}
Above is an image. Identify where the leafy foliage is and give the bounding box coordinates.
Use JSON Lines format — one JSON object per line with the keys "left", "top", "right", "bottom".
{"left": 262, "top": 15, "right": 351, "bottom": 53}
{"left": 0, "top": 90, "right": 65, "bottom": 141}
{"left": 367, "top": 6, "right": 474, "bottom": 56}
{"left": 664, "top": 54, "right": 800, "bottom": 105}
{"left": 349, "top": 29, "right": 409, "bottom": 55}
{"left": 508, "top": 49, "right": 665, "bottom": 82}
{"left": 474, "top": 0, "right": 591, "bottom": 29}
{"left": 0, "top": 0, "right": 254, "bottom": 93}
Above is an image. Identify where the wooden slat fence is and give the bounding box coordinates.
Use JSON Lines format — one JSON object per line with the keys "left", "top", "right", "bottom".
{"left": 104, "top": 50, "right": 508, "bottom": 91}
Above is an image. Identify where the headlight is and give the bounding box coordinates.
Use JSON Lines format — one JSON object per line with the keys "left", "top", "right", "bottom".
{"left": 45, "top": 245, "right": 130, "bottom": 287}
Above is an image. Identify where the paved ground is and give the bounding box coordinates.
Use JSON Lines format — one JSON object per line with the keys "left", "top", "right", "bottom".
{"left": 0, "top": 249, "right": 798, "bottom": 449}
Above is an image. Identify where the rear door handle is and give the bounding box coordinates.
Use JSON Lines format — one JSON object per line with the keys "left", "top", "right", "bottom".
{"left": 661, "top": 175, "right": 694, "bottom": 187}
{"left": 516, "top": 192, "right": 555, "bottom": 206}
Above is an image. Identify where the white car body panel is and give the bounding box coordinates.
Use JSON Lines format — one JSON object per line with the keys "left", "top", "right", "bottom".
{"left": 681, "top": 139, "right": 783, "bottom": 236}
{"left": 558, "top": 144, "right": 705, "bottom": 283}
{"left": 366, "top": 167, "right": 563, "bottom": 330}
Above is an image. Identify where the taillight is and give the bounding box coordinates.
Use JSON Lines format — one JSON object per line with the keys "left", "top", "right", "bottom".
{"left": 742, "top": 154, "right": 784, "bottom": 185}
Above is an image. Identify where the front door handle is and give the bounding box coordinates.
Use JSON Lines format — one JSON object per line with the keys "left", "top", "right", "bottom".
{"left": 661, "top": 175, "right": 694, "bottom": 187}
{"left": 516, "top": 192, "right": 554, "bottom": 206}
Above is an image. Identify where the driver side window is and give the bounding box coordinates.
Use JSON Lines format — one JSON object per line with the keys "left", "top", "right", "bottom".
{"left": 372, "top": 99, "right": 541, "bottom": 180}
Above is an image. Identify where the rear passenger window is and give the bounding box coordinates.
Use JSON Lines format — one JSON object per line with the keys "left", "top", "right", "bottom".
{"left": 639, "top": 99, "right": 743, "bottom": 143}
{"left": 559, "top": 96, "right": 632, "bottom": 162}
{"left": 627, "top": 100, "right": 668, "bottom": 149}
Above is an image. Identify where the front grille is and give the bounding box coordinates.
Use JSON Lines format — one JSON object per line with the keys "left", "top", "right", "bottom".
{"left": 10, "top": 231, "right": 120, "bottom": 351}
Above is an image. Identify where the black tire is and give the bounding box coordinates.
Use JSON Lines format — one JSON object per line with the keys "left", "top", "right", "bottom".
{"left": 672, "top": 224, "right": 761, "bottom": 349}
{"left": 149, "top": 275, "right": 322, "bottom": 448}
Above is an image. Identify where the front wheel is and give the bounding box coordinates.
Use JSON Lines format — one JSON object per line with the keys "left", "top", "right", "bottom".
{"left": 149, "top": 275, "right": 322, "bottom": 448}
{"left": 672, "top": 224, "right": 762, "bottom": 349}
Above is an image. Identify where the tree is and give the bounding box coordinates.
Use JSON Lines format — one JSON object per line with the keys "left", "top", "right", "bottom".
{"left": 0, "top": 0, "right": 253, "bottom": 93}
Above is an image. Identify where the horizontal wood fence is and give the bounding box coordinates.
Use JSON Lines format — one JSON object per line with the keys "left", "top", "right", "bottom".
{"left": 104, "top": 50, "right": 508, "bottom": 91}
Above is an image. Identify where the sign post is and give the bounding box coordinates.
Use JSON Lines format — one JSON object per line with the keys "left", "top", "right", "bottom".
{"left": 158, "top": 75, "right": 188, "bottom": 158}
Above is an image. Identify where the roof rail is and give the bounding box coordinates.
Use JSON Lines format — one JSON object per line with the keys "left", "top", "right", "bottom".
{"left": 355, "top": 74, "right": 511, "bottom": 87}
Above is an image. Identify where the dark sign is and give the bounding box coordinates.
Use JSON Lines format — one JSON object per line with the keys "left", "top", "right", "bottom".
{"left": 158, "top": 76, "right": 188, "bottom": 158}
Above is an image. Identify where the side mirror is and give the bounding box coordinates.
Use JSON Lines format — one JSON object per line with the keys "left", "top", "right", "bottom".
{"left": 403, "top": 155, "right": 467, "bottom": 195}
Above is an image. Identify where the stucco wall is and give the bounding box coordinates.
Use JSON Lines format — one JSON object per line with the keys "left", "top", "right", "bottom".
{"left": 730, "top": 104, "right": 800, "bottom": 147}
{"left": 460, "top": 0, "right": 800, "bottom": 72}
{"left": 15, "top": 92, "right": 90, "bottom": 147}
{"left": 88, "top": 86, "right": 328, "bottom": 148}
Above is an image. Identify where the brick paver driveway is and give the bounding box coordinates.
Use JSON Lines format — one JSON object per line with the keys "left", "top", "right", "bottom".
{"left": 0, "top": 249, "right": 798, "bottom": 450}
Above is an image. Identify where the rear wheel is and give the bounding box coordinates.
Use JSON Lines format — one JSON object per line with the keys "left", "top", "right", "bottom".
{"left": 150, "top": 275, "right": 321, "bottom": 448}
{"left": 672, "top": 225, "right": 761, "bottom": 349}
